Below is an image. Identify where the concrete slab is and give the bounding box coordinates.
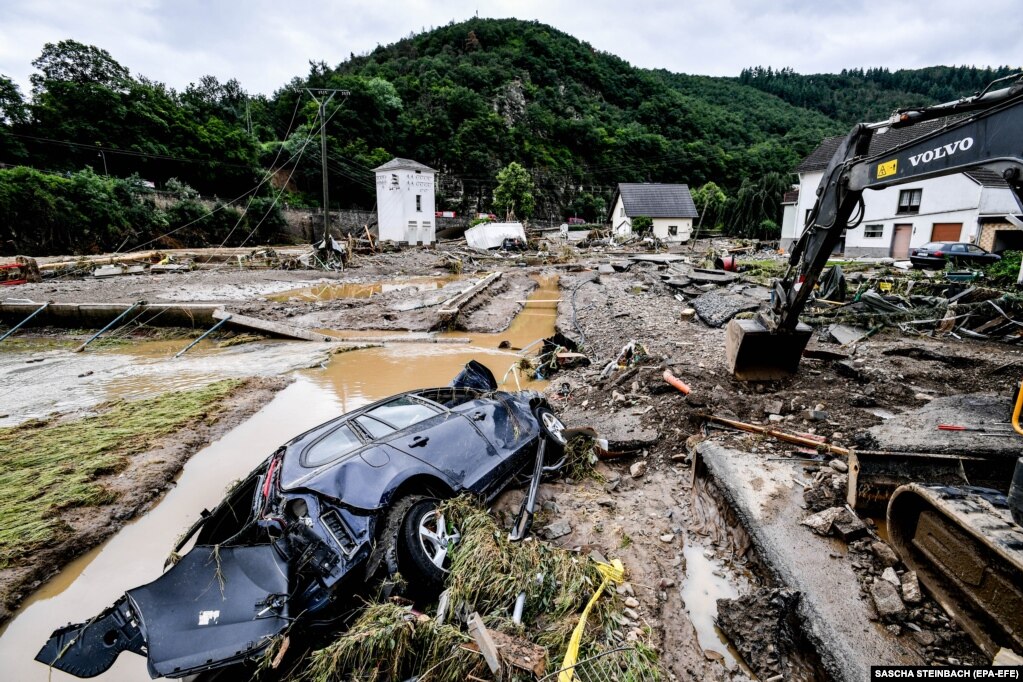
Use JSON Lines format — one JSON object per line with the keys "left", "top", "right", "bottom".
{"left": 698, "top": 441, "right": 923, "bottom": 682}
{"left": 829, "top": 324, "right": 869, "bottom": 346}
{"left": 693, "top": 291, "right": 760, "bottom": 327}
{"left": 863, "top": 393, "right": 1019, "bottom": 460}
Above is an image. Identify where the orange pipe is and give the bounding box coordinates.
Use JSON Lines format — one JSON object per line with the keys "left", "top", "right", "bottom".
{"left": 663, "top": 369, "right": 691, "bottom": 395}
{"left": 1013, "top": 379, "right": 1023, "bottom": 437}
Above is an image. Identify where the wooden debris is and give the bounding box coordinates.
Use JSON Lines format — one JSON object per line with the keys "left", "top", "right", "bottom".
{"left": 466, "top": 612, "right": 501, "bottom": 674}
{"left": 213, "top": 309, "right": 339, "bottom": 342}
{"left": 438, "top": 272, "right": 502, "bottom": 316}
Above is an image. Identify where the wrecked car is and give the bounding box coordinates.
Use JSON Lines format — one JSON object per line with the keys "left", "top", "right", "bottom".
{"left": 37, "top": 361, "right": 567, "bottom": 679}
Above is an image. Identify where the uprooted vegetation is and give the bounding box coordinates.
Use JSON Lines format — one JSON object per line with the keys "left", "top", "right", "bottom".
{"left": 0, "top": 379, "right": 242, "bottom": 568}
{"left": 285, "top": 497, "right": 660, "bottom": 681}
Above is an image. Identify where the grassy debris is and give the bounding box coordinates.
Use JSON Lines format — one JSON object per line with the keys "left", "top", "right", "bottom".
{"left": 563, "top": 434, "right": 602, "bottom": 482}
{"left": 289, "top": 498, "right": 661, "bottom": 680}
{"left": 217, "top": 332, "right": 266, "bottom": 348}
{"left": 297, "top": 602, "right": 488, "bottom": 682}
{"left": 0, "top": 379, "right": 243, "bottom": 567}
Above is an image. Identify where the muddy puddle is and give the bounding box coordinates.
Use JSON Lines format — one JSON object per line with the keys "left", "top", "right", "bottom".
{"left": 0, "top": 276, "right": 560, "bottom": 680}
{"left": 681, "top": 541, "right": 744, "bottom": 669}
{"left": 268, "top": 274, "right": 463, "bottom": 302}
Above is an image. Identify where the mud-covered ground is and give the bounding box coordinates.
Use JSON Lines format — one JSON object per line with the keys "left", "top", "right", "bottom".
{"left": 5, "top": 243, "right": 1021, "bottom": 677}
{"left": 0, "top": 376, "right": 290, "bottom": 625}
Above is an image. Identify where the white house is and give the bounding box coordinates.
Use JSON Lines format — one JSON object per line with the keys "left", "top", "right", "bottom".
{"left": 373, "top": 158, "right": 437, "bottom": 244}
{"left": 608, "top": 183, "right": 699, "bottom": 243}
{"left": 783, "top": 124, "right": 1022, "bottom": 257}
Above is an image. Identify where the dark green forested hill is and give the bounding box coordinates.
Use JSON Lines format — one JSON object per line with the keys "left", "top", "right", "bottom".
{"left": 0, "top": 17, "right": 1012, "bottom": 254}
{"left": 738, "top": 65, "right": 1017, "bottom": 126}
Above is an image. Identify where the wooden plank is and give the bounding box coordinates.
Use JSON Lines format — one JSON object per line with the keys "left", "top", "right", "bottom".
{"left": 213, "top": 309, "right": 340, "bottom": 342}
{"left": 438, "top": 272, "right": 502, "bottom": 316}
{"left": 39, "top": 251, "right": 162, "bottom": 271}
{"left": 322, "top": 335, "right": 471, "bottom": 345}
{"left": 467, "top": 612, "right": 501, "bottom": 674}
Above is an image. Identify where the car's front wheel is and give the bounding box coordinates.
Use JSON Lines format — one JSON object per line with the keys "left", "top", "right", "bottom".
{"left": 399, "top": 498, "right": 461, "bottom": 592}
{"left": 536, "top": 405, "right": 568, "bottom": 467}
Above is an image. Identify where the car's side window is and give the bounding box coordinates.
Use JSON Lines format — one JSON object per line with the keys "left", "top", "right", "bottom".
{"left": 355, "top": 416, "right": 395, "bottom": 439}
{"left": 367, "top": 397, "right": 440, "bottom": 429}
{"left": 303, "top": 424, "right": 363, "bottom": 467}
{"left": 949, "top": 244, "right": 966, "bottom": 252}
{"left": 967, "top": 245, "right": 984, "bottom": 253}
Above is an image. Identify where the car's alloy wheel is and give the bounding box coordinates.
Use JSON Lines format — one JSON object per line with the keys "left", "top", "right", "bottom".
{"left": 539, "top": 408, "right": 567, "bottom": 446}
{"left": 399, "top": 498, "right": 460, "bottom": 592}
{"left": 416, "top": 508, "right": 461, "bottom": 571}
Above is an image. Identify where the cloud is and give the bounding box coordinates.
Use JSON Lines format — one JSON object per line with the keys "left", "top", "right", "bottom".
{"left": 0, "top": 0, "right": 1018, "bottom": 97}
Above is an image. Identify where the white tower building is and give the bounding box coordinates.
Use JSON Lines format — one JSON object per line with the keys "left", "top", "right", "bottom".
{"left": 373, "top": 158, "right": 437, "bottom": 244}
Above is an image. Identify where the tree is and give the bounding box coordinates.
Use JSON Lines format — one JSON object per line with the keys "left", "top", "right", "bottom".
{"left": 0, "top": 76, "right": 28, "bottom": 163}
{"left": 691, "top": 181, "right": 727, "bottom": 239}
{"left": 631, "top": 215, "right": 652, "bottom": 234}
{"left": 0, "top": 76, "right": 28, "bottom": 125}
{"left": 30, "top": 40, "right": 131, "bottom": 94}
{"left": 492, "top": 161, "right": 534, "bottom": 220}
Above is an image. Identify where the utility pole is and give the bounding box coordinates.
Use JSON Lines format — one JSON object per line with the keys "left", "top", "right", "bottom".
{"left": 304, "top": 88, "right": 350, "bottom": 245}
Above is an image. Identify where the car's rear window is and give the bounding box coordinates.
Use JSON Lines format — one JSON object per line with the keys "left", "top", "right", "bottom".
{"left": 356, "top": 416, "right": 395, "bottom": 439}
{"left": 367, "top": 397, "right": 440, "bottom": 429}
{"left": 919, "top": 242, "right": 945, "bottom": 250}
{"left": 303, "top": 424, "right": 363, "bottom": 467}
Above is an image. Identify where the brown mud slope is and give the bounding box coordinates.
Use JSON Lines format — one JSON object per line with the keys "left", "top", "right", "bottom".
{"left": 0, "top": 376, "right": 289, "bottom": 625}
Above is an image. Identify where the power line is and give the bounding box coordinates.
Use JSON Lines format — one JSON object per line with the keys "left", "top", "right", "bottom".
{"left": 9, "top": 132, "right": 260, "bottom": 172}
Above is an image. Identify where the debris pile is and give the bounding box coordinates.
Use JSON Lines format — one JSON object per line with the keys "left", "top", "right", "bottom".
{"left": 716, "top": 588, "right": 802, "bottom": 681}
{"left": 285, "top": 497, "right": 662, "bottom": 681}
{"left": 807, "top": 283, "right": 1023, "bottom": 345}
{"left": 845, "top": 537, "right": 985, "bottom": 666}
{"left": 798, "top": 501, "right": 987, "bottom": 667}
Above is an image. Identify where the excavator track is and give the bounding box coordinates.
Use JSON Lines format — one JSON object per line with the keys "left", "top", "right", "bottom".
{"left": 888, "top": 483, "right": 1023, "bottom": 658}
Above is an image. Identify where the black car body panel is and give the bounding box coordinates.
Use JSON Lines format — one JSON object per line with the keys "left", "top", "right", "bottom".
{"left": 128, "top": 545, "right": 291, "bottom": 678}
{"left": 37, "top": 362, "right": 558, "bottom": 679}
{"left": 909, "top": 241, "right": 1001, "bottom": 268}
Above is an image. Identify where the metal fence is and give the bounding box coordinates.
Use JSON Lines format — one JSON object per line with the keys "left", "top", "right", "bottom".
{"left": 538, "top": 648, "right": 660, "bottom": 682}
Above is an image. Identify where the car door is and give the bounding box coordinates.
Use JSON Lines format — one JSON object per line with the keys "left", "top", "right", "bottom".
{"left": 965, "top": 244, "right": 996, "bottom": 265}
{"left": 449, "top": 392, "right": 538, "bottom": 491}
{"left": 946, "top": 243, "right": 968, "bottom": 265}
{"left": 369, "top": 395, "right": 499, "bottom": 491}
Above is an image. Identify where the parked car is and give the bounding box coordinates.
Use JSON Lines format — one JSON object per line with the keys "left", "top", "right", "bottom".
{"left": 37, "top": 362, "right": 567, "bottom": 679}
{"left": 909, "top": 242, "right": 1001, "bottom": 269}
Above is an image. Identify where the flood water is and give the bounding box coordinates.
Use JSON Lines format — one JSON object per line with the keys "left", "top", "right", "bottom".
{"left": 681, "top": 542, "right": 742, "bottom": 669}
{"left": 0, "top": 276, "right": 559, "bottom": 681}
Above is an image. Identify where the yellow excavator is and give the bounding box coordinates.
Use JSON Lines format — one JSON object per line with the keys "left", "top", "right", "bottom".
{"left": 725, "top": 72, "right": 1023, "bottom": 659}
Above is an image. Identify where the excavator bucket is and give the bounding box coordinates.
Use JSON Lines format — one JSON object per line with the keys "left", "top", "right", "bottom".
{"left": 725, "top": 318, "right": 812, "bottom": 381}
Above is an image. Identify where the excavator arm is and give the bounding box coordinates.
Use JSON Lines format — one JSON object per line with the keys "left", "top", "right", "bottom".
{"left": 727, "top": 73, "right": 1023, "bottom": 379}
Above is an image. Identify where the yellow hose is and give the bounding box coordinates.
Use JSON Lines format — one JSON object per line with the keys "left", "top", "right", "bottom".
{"left": 1013, "top": 379, "right": 1023, "bottom": 437}
{"left": 559, "top": 559, "right": 625, "bottom": 682}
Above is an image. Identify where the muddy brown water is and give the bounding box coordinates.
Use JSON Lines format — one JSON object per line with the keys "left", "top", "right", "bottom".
{"left": 0, "top": 276, "right": 559, "bottom": 681}
{"left": 681, "top": 542, "right": 743, "bottom": 669}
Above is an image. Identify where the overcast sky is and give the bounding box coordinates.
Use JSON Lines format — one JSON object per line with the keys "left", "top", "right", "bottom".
{"left": 1, "top": 0, "right": 1019, "bottom": 96}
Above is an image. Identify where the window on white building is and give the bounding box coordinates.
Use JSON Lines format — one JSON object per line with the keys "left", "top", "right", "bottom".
{"left": 863, "top": 224, "right": 884, "bottom": 238}
{"left": 897, "top": 189, "right": 922, "bottom": 214}
{"left": 408, "top": 220, "right": 417, "bottom": 231}
{"left": 619, "top": 206, "right": 625, "bottom": 217}
{"left": 390, "top": 174, "right": 399, "bottom": 187}
{"left": 668, "top": 226, "right": 678, "bottom": 236}
{"left": 416, "top": 195, "right": 422, "bottom": 212}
